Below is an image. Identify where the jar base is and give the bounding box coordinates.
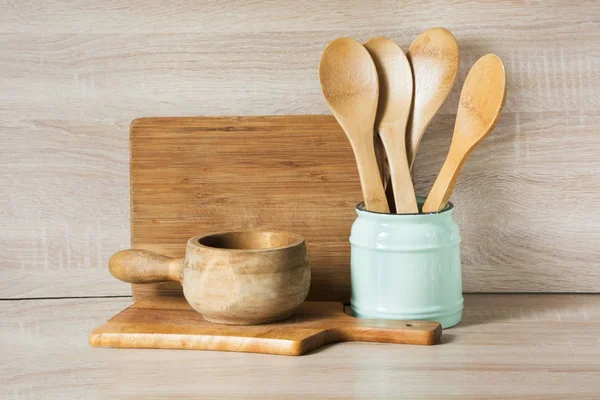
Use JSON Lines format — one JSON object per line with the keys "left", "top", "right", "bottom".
{"left": 351, "top": 299, "right": 463, "bottom": 329}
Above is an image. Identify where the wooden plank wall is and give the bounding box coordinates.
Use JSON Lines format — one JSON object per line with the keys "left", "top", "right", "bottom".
{"left": 1, "top": 1, "right": 598, "bottom": 298}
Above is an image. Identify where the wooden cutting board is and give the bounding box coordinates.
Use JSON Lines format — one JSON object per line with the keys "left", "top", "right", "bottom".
{"left": 90, "top": 297, "right": 442, "bottom": 355}
{"left": 130, "top": 115, "right": 364, "bottom": 302}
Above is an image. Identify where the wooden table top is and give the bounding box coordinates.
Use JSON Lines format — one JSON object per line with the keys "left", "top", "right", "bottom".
{"left": 3, "top": 294, "right": 599, "bottom": 399}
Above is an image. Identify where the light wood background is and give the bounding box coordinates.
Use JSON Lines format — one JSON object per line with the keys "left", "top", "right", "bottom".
{"left": 1, "top": 1, "right": 599, "bottom": 299}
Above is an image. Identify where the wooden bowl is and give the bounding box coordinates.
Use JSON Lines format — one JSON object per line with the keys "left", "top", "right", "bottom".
{"left": 109, "top": 230, "right": 311, "bottom": 325}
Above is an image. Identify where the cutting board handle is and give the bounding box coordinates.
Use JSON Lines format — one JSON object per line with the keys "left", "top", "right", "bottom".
{"left": 109, "top": 249, "right": 182, "bottom": 284}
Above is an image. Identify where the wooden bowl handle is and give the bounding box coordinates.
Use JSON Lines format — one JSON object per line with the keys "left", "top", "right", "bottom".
{"left": 109, "top": 249, "right": 182, "bottom": 284}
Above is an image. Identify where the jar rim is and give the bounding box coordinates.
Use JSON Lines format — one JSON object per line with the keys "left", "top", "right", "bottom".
{"left": 356, "top": 198, "right": 454, "bottom": 216}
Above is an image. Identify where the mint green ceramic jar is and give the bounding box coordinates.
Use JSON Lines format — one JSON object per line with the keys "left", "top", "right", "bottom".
{"left": 350, "top": 198, "right": 463, "bottom": 328}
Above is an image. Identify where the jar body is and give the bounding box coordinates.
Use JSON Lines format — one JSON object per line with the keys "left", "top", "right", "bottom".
{"left": 350, "top": 200, "right": 463, "bottom": 328}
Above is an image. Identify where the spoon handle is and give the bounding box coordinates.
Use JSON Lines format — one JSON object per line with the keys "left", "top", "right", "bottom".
{"left": 353, "top": 139, "right": 390, "bottom": 213}
{"left": 109, "top": 249, "right": 182, "bottom": 283}
{"left": 422, "top": 143, "right": 468, "bottom": 212}
{"left": 379, "top": 123, "right": 418, "bottom": 214}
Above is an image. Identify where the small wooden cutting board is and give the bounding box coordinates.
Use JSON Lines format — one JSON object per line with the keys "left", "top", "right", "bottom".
{"left": 90, "top": 297, "right": 442, "bottom": 356}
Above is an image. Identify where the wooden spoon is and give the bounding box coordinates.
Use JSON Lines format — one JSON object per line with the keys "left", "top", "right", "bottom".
{"left": 319, "top": 38, "right": 389, "bottom": 213}
{"left": 364, "top": 37, "right": 418, "bottom": 213}
{"left": 406, "top": 28, "right": 459, "bottom": 169}
{"left": 422, "top": 54, "right": 506, "bottom": 212}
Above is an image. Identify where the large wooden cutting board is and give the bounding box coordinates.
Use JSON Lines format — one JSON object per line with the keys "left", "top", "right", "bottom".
{"left": 130, "top": 115, "right": 363, "bottom": 301}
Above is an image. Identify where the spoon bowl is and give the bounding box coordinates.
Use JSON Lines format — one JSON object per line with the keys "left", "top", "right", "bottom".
{"left": 406, "top": 28, "right": 459, "bottom": 169}
{"left": 320, "top": 38, "right": 389, "bottom": 213}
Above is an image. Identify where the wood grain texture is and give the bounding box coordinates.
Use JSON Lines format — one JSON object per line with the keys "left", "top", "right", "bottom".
{"left": 130, "top": 115, "right": 360, "bottom": 301}
{"left": 90, "top": 297, "right": 441, "bottom": 355}
{"left": 3, "top": 295, "right": 600, "bottom": 398}
{"left": 1, "top": 1, "right": 599, "bottom": 297}
{"left": 414, "top": 111, "right": 600, "bottom": 291}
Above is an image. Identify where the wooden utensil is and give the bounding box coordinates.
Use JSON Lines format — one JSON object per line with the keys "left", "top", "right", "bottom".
{"left": 90, "top": 297, "right": 442, "bottom": 356}
{"left": 109, "top": 230, "right": 310, "bottom": 325}
{"left": 319, "top": 38, "right": 389, "bottom": 213}
{"left": 422, "top": 54, "right": 506, "bottom": 212}
{"left": 406, "top": 28, "right": 460, "bottom": 169}
{"left": 364, "top": 37, "right": 418, "bottom": 214}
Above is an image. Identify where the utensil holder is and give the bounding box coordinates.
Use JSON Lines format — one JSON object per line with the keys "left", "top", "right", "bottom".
{"left": 350, "top": 197, "right": 463, "bottom": 328}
